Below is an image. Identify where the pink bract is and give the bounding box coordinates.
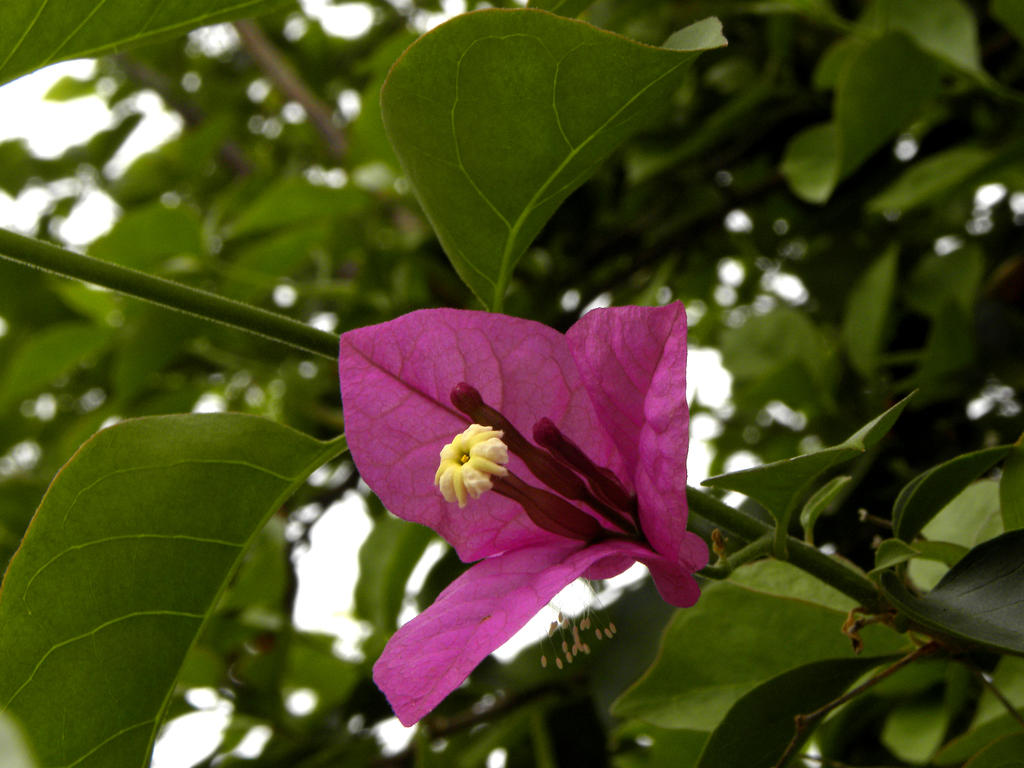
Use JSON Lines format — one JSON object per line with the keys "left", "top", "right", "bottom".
{"left": 338, "top": 303, "right": 707, "bottom": 726}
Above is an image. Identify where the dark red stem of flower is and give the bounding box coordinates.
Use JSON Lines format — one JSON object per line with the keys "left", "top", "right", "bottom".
{"left": 451, "top": 382, "right": 638, "bottom": 536}
{"left": 492, "top": 474, "right": 603, "bottom": 541}
{"left": 533, "top": 417, "right": 637, "bottom": 518}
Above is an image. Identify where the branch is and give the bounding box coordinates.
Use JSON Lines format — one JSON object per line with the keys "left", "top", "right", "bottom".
{"left": 0, "top": 228, "right": 339, "bottom": 360}
{"left": 686, "top": 486, "right": 883, "bottom": 610}
{"left": 234, "top": 19, "right": 347, "bottom": 161}
{"left": 774, "top": 642, "right": 941, "bottom": 768}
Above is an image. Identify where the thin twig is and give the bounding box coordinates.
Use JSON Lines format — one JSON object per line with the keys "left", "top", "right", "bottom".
{"left": 774, "top": 642, "right": 941, "bottom": 768}
{"left": 234, "top": 19, "right": 347, "bottom": 160}
{"left": 858, "top": 508, "right": 894, "bottom": 530}
{"left": 962, "top": 660, "right": 1024, "bottom": 730}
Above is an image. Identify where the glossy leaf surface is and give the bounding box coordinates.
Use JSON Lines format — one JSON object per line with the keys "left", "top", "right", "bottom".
{"left": 381, "top": 9, "right": 726, "bottom": 308}
{"left": 881, "top": 530, "right": 1024, "bottom": 655}
{"left": 893, "top": 445, "right": 1010, "bottom": 541}
{"left": 612, "top": 560, "right": 906, "bottom": 729}
{"left": 0, "top": 0, "right": 284, "bottom": 86}
{"left": 696, "top": 657, "right": 891, "bottom": 768}
{"left": 1000, "top": 437, "right": 1024, "bottom": 531}
{"left": 0, "top": 414, "right": 345, "bottom": 766}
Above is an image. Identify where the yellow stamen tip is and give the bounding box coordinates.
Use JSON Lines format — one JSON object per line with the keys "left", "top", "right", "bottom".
{"left": 435, "top": 424, "right": 509, "bottom": 506}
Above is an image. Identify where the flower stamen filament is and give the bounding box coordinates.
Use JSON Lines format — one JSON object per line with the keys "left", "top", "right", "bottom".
{"left": 448, "top": 382, "right": 640, "bottom": 538}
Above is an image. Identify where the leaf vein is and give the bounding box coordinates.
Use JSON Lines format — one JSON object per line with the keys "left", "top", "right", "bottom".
{"left": 0, "top": 0, "right": 51, "bottom": 73}
{"left": 44, "top": 0, "right": 112, "bottom": 66}
{"left": 451, "top": 38, "right": 513, "bottom": 230}
{"left": 23, "top": 534, "right": 244, "bottom": 599}
{"left": 494, "top": 55, "right": 690, "bottom": 306}
{"left": 60, "top": 459, "right": 298, "bottom": 527}
{"left": 61, "top": 718, "right": 156, "bottom": 768}
{"left": 3, "top": 610, "right": 204, "bottom": 711}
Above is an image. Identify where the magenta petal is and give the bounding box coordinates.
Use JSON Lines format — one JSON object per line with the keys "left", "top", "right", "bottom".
{"left": 339, "top": 309, "right": 619, "bottom": 561}
{"left": 643, "top": 551, "right": 703, "bottom": 607}
{"left": 373, "top": 539, "right": 640, "bottom": 726}
{"left": 566, "top": 303, "right": 690, "bottom": 562}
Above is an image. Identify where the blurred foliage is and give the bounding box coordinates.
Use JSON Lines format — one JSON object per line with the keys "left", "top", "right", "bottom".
{"left": 1, "top": 0, "right": 1024, "bottom": 765}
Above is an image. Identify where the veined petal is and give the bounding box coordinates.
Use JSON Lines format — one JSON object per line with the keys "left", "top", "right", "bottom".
{"left": 642, "top": 543, "right": 706, "bottom": 607}
{"left": 372, "top": 539, "right": 643, "bottom": 726}
{"left": 567, "top": 303, "right": 691, "bottom": 563}
{"left": 339, "top": 309, "right": 619, "bottom": 561}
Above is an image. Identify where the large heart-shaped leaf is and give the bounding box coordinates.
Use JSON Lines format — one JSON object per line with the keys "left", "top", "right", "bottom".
{"left": 381, "top": 9, "right": 726, "bottom": 309}
{"left": 880, "top": 530, "right": 1024, "bottom": 655}
{"left": 0, "top": 0, "right": 284, "bottom": 87}
{"left": 0, "top": 414, "right": 346, "bottom": 767}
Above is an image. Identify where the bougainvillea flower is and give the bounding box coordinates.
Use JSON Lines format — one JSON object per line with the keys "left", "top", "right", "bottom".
{"left": 338, "top": 303, "right": 707, "bottom": 726}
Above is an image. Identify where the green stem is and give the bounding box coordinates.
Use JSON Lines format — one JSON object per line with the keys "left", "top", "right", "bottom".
{"left": 0, "top": 228, "right": 340, "bottom": 360}
{"left": 687, "top": 486, "right": 882, "bottom": 610}
{"left": 700, "top": 534, "right": 772, "bottom": 579}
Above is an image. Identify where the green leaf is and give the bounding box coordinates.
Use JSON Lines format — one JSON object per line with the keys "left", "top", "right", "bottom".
{"left": 612, "top": 723, "right": 707, "bottom": 768}
{"left": 43, "top": 74, "right": 96, "bottom": 101}
{"left": 696, "top": 657, "right": 891, "bottom": 768}
{"left": 913, "top": 302, "right": 976, "bottom": 402}
{"left": 881, "top": 529, "right": 1024, "bottom": 655}
{"left": 993, "top": 0, "right": 1024, "bottom": 44}
{"left": 893, "top": 445, "right": 1011, "bottom": 541}
{"left": 89, "top": 202, "right": 204, "bottom": 271}
{"left": 881, "top": 699, "right": 949, "bottom": 764}
{"left": 0, "top": 0, "right": 286, "bottom": 86}
{"left": 870, "top": 0, "right": 982, "bottom": 73}
{"left": 906, "top": 248, "right": 985, "bottom": 318}
{"left": 812, "top": 37, "right": 861, "bottom": 91}
{"left": 0, "top": 322, "right": 115, "bottom": 410}
{"left": 937, "top": 715, "right": 1024, "bottom": 766}
{"left": 113, "top": 305, "right": 204, "bottom": 400}
{"left": 224, "top": 177, "right": 366, "bottom": 239}
{"left": 971, "top": 656, "right": 1024, "bottom": 730}
{"left": 835, "top": 32, "right": 939, "bottom": 175}
{"left": 779, "top": 123, "right": 839, "bottom": 204}
{"left": 0, "top": 414, "right": 346, "bottom": 767}
{"left": 872, "top": 538, "right": 969, "bottom": 576}
{"left": 842, "top": 245, "right": 897, "bottom": 378}
{"left": 868, "top": 146, "right": 993, "bottom": 213}
{"left": 527, "top": 0, "right": 595, "bottom": 18}
{"left": 380, "top": 9, "right": 726, "bottom": 309}
{"left": 703, "top": 393, "right": 912, "bottom": 526}
{"left": 283, "top": 632, "right": 360, "bottom": 714}
{"left": 782, "top": 33, "right": 939, "bottom": 203}
{"left": 872, "top": 538, "right": 920, "bottom": 572}
{"left": 800, "top": 474, "right": 851, "bottom": 544}
{"left": 223, "top": 225, "right": 328, "bottom": 304}
{"left": 908, "top": 479, "right": 1002, "bottom": 591}
{"left": 963, "top": 733, "right": 1024, "bottom": 767}
{"left": 999, "top": 435, "right": 1024, "bottom": 531}
{"left": 719, "top": 307, "right": 838, "bottom": 410}
{"left": 612, "top": 560, "right": 907, "bottom": 730}
{"left": 936, "top": 656, "right": 1024, "bottom": 764}
{"left": 913, "top": 540, "right": 970, "bottom": 567}
{"left": 355, "top": 512, "right": 435, "bottom": 632}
